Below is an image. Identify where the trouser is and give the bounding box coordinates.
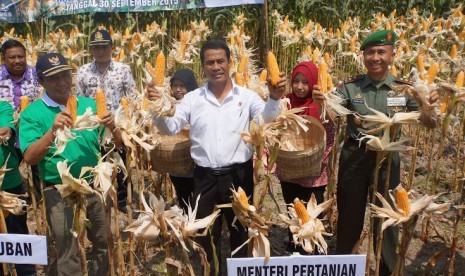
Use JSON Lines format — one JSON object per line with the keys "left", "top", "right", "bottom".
{"left": 169, "top": 175, "right": 194, "bottom": 213}
{"left": 193, "top": 159, "right": 253, "bottom": 276}
{"left": 0, "top": 184, "right": 36, "bottom": 276}
{"left": 280, "top": 182, "right": 326, "bottom": 254}
{"left": 44, "top": 188, "right": 109, "bottom": 276}
{"left": 336, "top": 140, "right": 399, "bottom": 276}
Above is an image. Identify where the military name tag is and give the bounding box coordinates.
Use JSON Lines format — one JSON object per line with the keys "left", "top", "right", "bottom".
{"left": 387, "top": 97, "right": 406, "bottom": 106}
{"left": 352, "top": 99, "right": 365, "bottom": 104}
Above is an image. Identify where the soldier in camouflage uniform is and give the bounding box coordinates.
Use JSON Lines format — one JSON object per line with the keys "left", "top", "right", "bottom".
{"left": 313, "top": 30, "right": 438, "bottom": 275}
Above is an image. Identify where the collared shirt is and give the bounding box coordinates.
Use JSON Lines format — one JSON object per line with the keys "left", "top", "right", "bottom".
{"left": 76, "top": 60, "right": 136, "bottom": 111}
{"left": 0, "top": 64, "right": 40, "bottom": 111}
{"left": 154, "top": 80, "right": 281, "bottom": 168}
{"left": 337, "top": 73, "right": 419, "bottom": 139}
{"left": 42, "top": 91, "right": 67, "bottom": 110}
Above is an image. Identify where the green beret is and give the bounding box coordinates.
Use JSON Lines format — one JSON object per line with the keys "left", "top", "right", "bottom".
{"left": 360, "top": 30, "right": 396, "bottom": 51}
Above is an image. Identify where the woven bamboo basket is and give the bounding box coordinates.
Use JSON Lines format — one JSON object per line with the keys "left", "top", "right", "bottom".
{"left": 150, "top": 129, "right": 195, "bottom": 174}
{"left": 275, "top": 116, "right": 326, "bottom": 180}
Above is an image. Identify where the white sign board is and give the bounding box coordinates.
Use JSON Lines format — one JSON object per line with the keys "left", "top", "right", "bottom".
{"left": 227, "top": 255, "right": 366, "bottom": 276}
{"left": 0, "top": 234, "right": 47, "bottom": 265}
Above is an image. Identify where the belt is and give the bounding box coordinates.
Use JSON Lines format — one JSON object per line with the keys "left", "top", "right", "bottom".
{"left": 196, "top": 160, "right": 250, "bottom": 176}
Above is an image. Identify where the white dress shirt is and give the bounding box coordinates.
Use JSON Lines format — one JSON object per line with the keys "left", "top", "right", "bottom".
{"left": 154, "top": 80, "right": 281, "bottom": 168}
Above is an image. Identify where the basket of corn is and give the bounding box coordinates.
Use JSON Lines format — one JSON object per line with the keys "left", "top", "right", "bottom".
{"left": 150, "top": 128, "right": 195, "bottom": 175}
{"left": 275, "top": 116, "right": 326, "bottom": 180}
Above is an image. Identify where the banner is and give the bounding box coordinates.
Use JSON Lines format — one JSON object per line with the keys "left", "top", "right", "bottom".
{"left": 0, "top": 234, "right": 47, "bottom": 265}
{"left": 0, "top": 0, "right": 264, "bottom": 23}
{"left": 227, "top": 255, "right": 367, "bottom": 276}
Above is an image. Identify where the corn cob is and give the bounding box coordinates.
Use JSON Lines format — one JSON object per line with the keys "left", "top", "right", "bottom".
{"left": 456, "top": 71, "right": 464, "bottom": 88}
{"left": 439, "top": 96, "right": 448, "bottom": 114}
{"left": 312, "top": 48, "right": 320, "bottom": 63}
{"left": 394, "top": 185, "right": 410, "bottom": 216}
{"left": 390, "top": 66, "right": 397, "bottom": 77}
{"left": 67, "top": 95, "right": 78, "bottom": 124}
{"left": 426, "top": 37, "right": 434, "bottom": 49}
{"left": 237, "top": 188, "right": 249, "bottom": 209}
{"left": 234, "top": 73, "right": 245, "bottom": 86}
{"left": 327, "top": 73, "right": 334, "bottom": 91}
{"left": 118, "top": 49, "right": 125, "bottom": 62}
{"left": 350, "top": 35, "right": 356, "bottom": 53}
{"left": 427, "top": 63, "right": 439, "bottom": 85}
{"left": 266, "top": 51, "right": 280, "bottom": 86}
{"left": 121, "top": 98, "right": 129, "bottom": 111}
{"left": 446, "top": 19, "right": 452, "bottom": 30}
{"left": 318, "top": 60, "right": 328, "bottom": 93}
{"left": 237, "top": 55, "right": 248, "bottom": 74}
{"left": 324, "top": 53, "right": 331, "bottom": 65}
{"left": 146, "top": 62, "right": 157, "bottom": 76}
{"left": 294, "top": 199, "right": 310, "bottom": 224}
{"left": 154, "top": 53, "right": 165, "bottom": 87}
{"left": 20, "top": 96, "right": 29, "bottom": 112}
{"left": 259, "top": 69, "right": 267, "bottom": 82}
{"left": 9, "top": 28, "right": 14, "bottom": 36}
{"left": 95, "top": 89, "right": 108, "bottom": 119}
{"left": 109, "top": 26, "right": 114, "bottom": 36}
{"left": 450, "top": 44, "right": 458, "bottom": 59}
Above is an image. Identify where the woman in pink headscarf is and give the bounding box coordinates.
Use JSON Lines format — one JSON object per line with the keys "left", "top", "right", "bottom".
{"left": 279, "top": 61, "right": 335, "bottom": 254}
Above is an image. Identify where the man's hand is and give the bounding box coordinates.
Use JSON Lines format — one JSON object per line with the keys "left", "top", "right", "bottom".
{"left": 312, "top": 85, "right": 326, "bottom": 105}
{"left": 0, "top": 127, "right": 12, "bottom": 143}
{"left": 428, "top": 90, "right": 439, "bottom": 106}
{"left": 147, "top": 82, "right": 162, "bottom": 101}
{"left": 100, "top": 111, "right": 117, "bottom": 131}
{"left": 267, "top": 72, "right": 287, "bottom": 101}
{"left": 52, "top": 111, "right": 73, "bottom": 133}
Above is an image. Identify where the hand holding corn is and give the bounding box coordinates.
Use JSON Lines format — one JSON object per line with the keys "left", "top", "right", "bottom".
{"left": 311, "top": 84, "right": 326, "bottom": 105}
{"left": 99, "top": 111, "right": 117, "bottom": 132}
{"left": 147, "top": 83, "right": 162, "bottom": 101}
{"left": 0, "top": 127, "right": 12, "bottom": 143}
{"left": 267, "top": 72, "right": 287, "bottom": 101}
{"left": 51, "top": 111, "right": 74, "bottom": 133}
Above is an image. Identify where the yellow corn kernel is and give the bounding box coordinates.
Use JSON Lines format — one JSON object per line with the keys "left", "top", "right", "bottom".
{"left": 259, "top": 69, "right": 267, "bottom": 82}
{"left": 324, "top": 53, "right": 331, "bottom": 65}
{"left": 312, "top": 48, "right": 320, "bottom": 63}
{"left": 95, "top": 89, "right": 108, "bottom": 119}
{"left": 67, "top": 95, "right": 77, "bottom": 124}
{"left": 456, "top": 71, "right": 464, "bottom": 88}
{"left": 238, "top": 188, "right": 249, "bottom": 209}
{"left": 427, "top": 63, "right": 439, "bottom": 84}
{"left": 350, "top": 35, "right": 356, "bottom": 53}
{"left": 417, "top": 54, "right": 425, "bottom": 72}
{"left": 266, "top": 51, "right": 280, "bottom": 86}
{"left": 426, "top": 37, "right": 434, "bottom": 49}
{"left": 327, "top": 73, "right": 334, "bottom": 91}
{"left": 237, "top": 54, "right": 248, "bottom": 74}
{"left": 154, "top": 52, "right": 165, "bottom": 87}
{"left": 318, "top": 60, "right": 328, "bottom": 93}
{"left": 294, "top": 199, "right": 310, "bottom": 224}
{"left": 450, "top": 44, "right": 458, "bottom": 59}
{"left": 20, "top": 96, "right": 29, "bottom": 112}
{"left": 394, "top": 185, "right": 410, "bottom": 216}
{"left": 439, "top": 96, "right": 448, "bottom": 114}
{"left": 121, "top": 98, "right": 129, "bottom": 110}
{"left": 234, "top": 73, "right": 245, "bottom": 86}
{"left": 118, "top": 49, "right": 125, "bottom": 62}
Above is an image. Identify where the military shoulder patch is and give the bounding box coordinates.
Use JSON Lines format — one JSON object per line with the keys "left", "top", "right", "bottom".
{"left": 344, "top": 75, "right": 363, "bottom": 84}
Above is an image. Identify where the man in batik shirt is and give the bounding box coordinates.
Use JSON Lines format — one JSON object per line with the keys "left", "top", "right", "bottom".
{"left": 0, "top": 39, "right": 40, "bottom": 111}
{"left": 76, "top": 29, "right": 136, "bottom": 210}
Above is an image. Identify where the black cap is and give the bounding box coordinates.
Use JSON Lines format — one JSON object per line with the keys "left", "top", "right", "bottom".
{"left": 89, "top": 30, "right": 112, "bottom": 46}
{"left": 36, "top": 53, "right": 73, "bottom": 77}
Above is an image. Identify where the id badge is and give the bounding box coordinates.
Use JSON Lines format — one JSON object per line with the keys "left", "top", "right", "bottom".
{"left": 387, "top": 97, "right": 406, "bottom": 107}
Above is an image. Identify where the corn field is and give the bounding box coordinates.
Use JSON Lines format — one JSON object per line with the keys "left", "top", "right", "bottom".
{"left": 1, "top": 0, "right": 465, "bottom": 275}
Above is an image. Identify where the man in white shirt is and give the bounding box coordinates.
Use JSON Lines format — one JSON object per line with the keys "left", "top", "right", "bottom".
{"left": 149, "top": 40, "right": 286, "bottom": 275}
